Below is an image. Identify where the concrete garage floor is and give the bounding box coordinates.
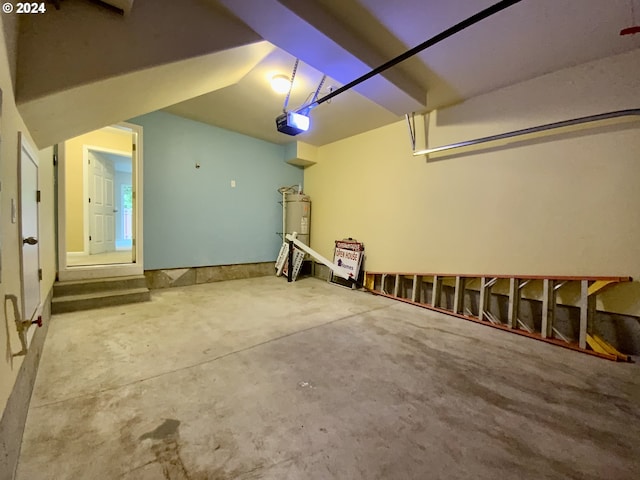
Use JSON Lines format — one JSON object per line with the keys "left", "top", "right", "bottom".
{"left": 16, "top": 277, "right": 640, "bottom": 479}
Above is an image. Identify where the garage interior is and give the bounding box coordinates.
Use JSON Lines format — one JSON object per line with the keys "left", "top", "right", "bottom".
{"left": 16, "top": 277, "right": 640, "bottom": 479}
{"left": 1, "top": 1, "right": 640, "bottom": 479}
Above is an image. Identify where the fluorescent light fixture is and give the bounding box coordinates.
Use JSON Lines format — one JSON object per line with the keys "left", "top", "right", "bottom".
{"left": 271, "top": 74, "right": 292, "bottom": 94}
{"left": 276, "top": 112, "right": 310, "bottom": 136}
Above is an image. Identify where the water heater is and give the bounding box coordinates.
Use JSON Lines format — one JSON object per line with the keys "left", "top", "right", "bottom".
{"left": 284, "top": 193, "right": 311, "bottom": 246}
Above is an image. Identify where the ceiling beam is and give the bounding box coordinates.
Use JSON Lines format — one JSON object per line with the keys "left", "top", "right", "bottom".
{"left": 218, "top": 0, "right": 427, "bottom": 116}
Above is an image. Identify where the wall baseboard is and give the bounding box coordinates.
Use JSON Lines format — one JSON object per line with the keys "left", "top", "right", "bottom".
{"left": 0, "top": 288, "right": 52, "bottom": 480}
{"left": 144, "top": 262, "right": 275, "bottom": 289}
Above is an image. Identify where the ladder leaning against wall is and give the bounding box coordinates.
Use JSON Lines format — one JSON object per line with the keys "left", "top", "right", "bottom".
{"left": 364, "top": 271, "right": 632, "bottom": 361}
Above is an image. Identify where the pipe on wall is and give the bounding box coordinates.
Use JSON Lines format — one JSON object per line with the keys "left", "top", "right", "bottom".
{"left": 5, "top": 294, "right": 28, "bottom": 357}
{"left": 413, "top": 108, "right": 640, "bottom": 156}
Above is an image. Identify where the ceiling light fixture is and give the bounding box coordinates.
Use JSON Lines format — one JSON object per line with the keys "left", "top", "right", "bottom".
{"left": 271, "top": 74, "right": 292, "bottom": 94}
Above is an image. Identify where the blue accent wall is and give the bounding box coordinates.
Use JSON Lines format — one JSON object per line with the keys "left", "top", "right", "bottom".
{"left": 129, "top": 111, "right": 303, "bottom": 270}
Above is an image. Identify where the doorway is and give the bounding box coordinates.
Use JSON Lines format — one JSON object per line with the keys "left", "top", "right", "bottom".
{"left": 57, "top": 123, "right": 143, "bottom": 281}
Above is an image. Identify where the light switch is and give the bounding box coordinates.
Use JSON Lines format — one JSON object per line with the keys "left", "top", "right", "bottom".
{"left": 231, "top": 180, "right": 236, "bottom": 188}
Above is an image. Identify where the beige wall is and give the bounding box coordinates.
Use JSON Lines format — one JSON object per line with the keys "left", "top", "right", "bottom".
{"left": 305, "top": 48, "right": 640, "bottom": 316}
{"left": 16, "top": 0, "right": 260, "bottom": 104}
{"left": 1, "top": 18, "right": 55, "bottom": 426}
{"left": 64, "top": 130, "right": 132, "bottom": 252}
{"left": 16, "top": 0, "right": 270, "bottom": 149}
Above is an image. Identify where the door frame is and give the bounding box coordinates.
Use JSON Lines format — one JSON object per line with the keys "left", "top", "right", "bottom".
{"left": 57, "top": 122, "right": 144, "bottom": 281}
{"left": 17, "top": 131, "right": 41, "bottom": 322}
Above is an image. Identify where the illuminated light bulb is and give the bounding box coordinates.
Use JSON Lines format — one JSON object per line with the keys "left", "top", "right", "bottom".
{"left": 271, "top": 74, "right": 292, "bottom": 94}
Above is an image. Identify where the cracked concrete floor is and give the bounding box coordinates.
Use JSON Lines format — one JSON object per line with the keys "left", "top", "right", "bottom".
{"left": 16, "top": 276, "right": 640, "bottom": 479}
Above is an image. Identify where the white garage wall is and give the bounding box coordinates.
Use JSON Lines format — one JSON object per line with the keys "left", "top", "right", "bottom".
{"left": 305, "top": 48, "right": 640, "bottom": 316}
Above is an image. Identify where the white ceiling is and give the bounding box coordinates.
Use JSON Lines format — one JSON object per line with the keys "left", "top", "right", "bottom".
{"left": 164, "top": 0, "right": 640, "bottom": 146}
{"left": 15, "top": 0, "right": 640, "bottom": 147}
{"left": 163, "top": 47, "right": 400, "bottom": 147}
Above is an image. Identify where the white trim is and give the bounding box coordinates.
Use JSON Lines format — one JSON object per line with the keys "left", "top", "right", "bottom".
{"left": 102, "top": 125, "right": 133, "bottom": 135}
{"left": 57, "top": 122, "right": 144, "bottom": 281}
{"left": 83, "top": 145, "right": 131, "bottom": 156}
{"left": 82, "top": 146, "right": 88, "bottom": 255}
{"left": 127, "top": 121, "right": 144, "bottom": 270}
{"left": 66, "top": 251, "right": 85, "bottom": 257}
{"left": 57, "top": 141, "right": 68, "bottom": 273}
{"left": 19, "top": 131, "right": 39, "bottom": 166}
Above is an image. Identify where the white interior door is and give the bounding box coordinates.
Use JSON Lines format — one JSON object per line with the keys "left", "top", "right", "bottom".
{"left": 89, "top": 151, "right": 115, "bottom": 254}
{"left": 103, "top": 158, "right": 116, "bottom": 252}
{"left": 19, "top": 133, "right": 41, "bottom": 322}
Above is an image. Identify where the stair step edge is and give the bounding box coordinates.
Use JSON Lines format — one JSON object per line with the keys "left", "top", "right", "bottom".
{"left": 52, "top": 288, "right": 150, "bottom": 303}
{"left": 54, "top": 275, "right": 145, "bottom": 286}
{"left": 53, "top": 278, "right": 148, "bottom": 296}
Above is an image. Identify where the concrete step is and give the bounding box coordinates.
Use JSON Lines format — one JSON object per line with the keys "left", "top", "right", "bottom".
{"left": 53, "top": 275, "right": 148, "bottom": 297}
{"left": 52, "top": 288, "right": 151, "bottom": 314}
